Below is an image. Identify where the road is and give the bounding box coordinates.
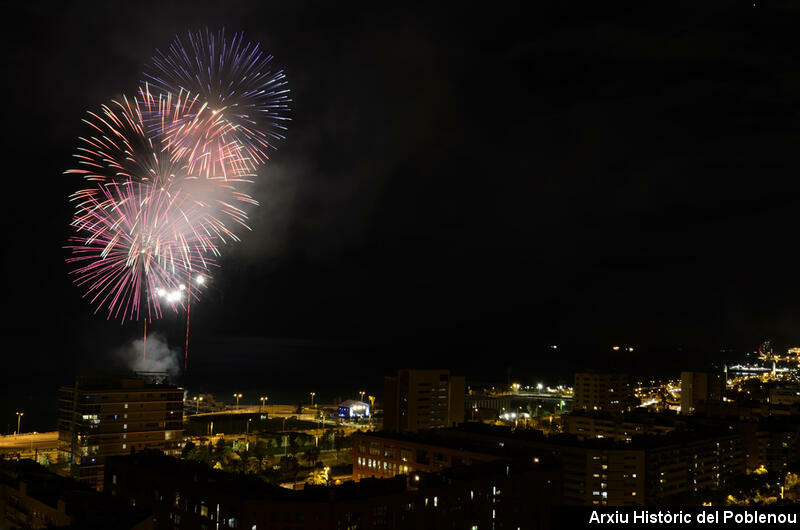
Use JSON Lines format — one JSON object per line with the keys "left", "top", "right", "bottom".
{"left": 0, "top": 431, "right": 59, "bottom": 463}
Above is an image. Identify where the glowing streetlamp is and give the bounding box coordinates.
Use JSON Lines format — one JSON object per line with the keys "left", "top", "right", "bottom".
{"left": 15, "top": 412, "right": 23, "bottom": 438}
{"left": 359, "top": 391, "right": 365, "bottom": 402}
{"left": 233, "top": 393, "right": 243, "bottom": 410}
{"left": 310, "top": 392, "right": 316, "bottom": 408}
{"left": 368, "top": 396, "right": 375, "bottom": 430}
{"left": 260, "top": 396, "right": 268, "bottom": 412}
{"left": 193, "top": 396, "right": 204, "bottom": 414}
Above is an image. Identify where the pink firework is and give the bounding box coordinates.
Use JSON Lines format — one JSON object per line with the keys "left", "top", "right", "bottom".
{"left": 66, "top": 93, "right": 257, "bottom": 247}
{"left": 67, "top": 179, "right": 215, "bottom": 321}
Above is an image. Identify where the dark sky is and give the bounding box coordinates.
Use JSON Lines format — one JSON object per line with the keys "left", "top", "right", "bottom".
{"left": 2, "top": 1, "right": 800, "bottom": 428}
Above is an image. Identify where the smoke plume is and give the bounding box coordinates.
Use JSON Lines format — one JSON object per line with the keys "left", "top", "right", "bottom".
{"left": 116, "top": 332, "right": 181, "bottom": 377}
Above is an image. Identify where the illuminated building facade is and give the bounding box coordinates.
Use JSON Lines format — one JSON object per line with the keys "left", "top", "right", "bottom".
{"left": 573, "top": 372, "right": 633, "bottom": 412}
{"left": 356, "top": 425, "right": 743, "bottom": 506}
{"left": 383, "top": 369, "right": 465, "bottom": 432}
{"left": 565, "top": 411, "right": 677, "bottom": 441}
{"left": 769, "top": 386, "right": 800, "bottom": 406}
{"left": 353, "top": 431, "right": 502, "bottom": 481}
{"left": 336, "top": 400, "right": 370, "bottom": 419}
{"left": 473, "top": 429, "right": 742, "bottom": 506}
{"left": 680, "top": 371, "right": 724, "bottom": 415}
{"left": 57, "top": 374, "right": 184, "bottom": 491}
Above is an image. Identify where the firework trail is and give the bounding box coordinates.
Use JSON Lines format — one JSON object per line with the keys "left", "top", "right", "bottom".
{"left": 144, "top": 28, "right": 291, "bottom": 171}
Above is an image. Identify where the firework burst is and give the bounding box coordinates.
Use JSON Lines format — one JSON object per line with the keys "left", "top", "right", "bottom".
{"left": 144, "top": 28, "right": 291, "bottom": 170}
{"left": 66, "top": 91, "right": 257, "bottom": 247}
{"left": 65, "top": 29, "right": 289, "bottom": 324}
{"left": 66, "top": 179, "right": 215, "bottom": 321}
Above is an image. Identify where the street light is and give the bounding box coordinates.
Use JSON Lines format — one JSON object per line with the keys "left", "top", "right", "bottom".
{"left": 310, "top": 392, "right": 316, "bottom": 408}
{"left": 234, "top": 393, "right": 243, "bottom": 410}
{"left": 368, "top": 396, "right": 375, "bottom": 430}
{"left": 15, "top": 412, "right": 23, "bottom": 438}
{"left": 193, "top": 396, "right": 204, "bottom": 414}
{"left": 359, "top": 391, "right": 365, "bottom": 402}
{"left": 260, "top": 396, "right": 268, "bottom": 412}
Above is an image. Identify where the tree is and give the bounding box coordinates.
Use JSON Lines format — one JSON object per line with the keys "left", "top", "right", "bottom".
{"left": 232, "top": 439, "right": 248, "bottom": 454}
{"left": 253, "top": 440, "right": 268, "bottom": 460}
{"left": 306, "top": 466, "right": 329, "bottom": 485}
{"left": 195, "top": 442, "right": 212, "bottom": 464}
{"left": 303, "top": 446, "right": 321, "bottom": 467}
{"left": 181, "top": 441, "right": 197, "bottom": 459}
{"left": 288, "top": 435, "right": 299, "bottom": 459}
{"left": 260, "top": 455, "right": 274, "bottom": 473}
{"left": 214, "top": 438, "right": 227, "bottom": 459}
{"left": 322, "top": 429, "right": 336, "bottom": 450}
{"left": 245, "top": 456, "right": 261, "bottom": 474}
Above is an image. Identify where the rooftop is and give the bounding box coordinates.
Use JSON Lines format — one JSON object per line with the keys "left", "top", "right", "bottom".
{"left": 362, "top": 421, "right": 742, "bottom": 452}
{"left": 0, "top": 459, "right": 151, "bottom": 529}
{"left": 60, "top": 373, "right": 181, "bottom": 392}
{"left": 108, "top": 450, "right": 411, "bottom": 502}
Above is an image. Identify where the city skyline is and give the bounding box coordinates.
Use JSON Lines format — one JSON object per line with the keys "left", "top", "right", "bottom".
{"left": 3, "top": 0, "right": 800, "bottom": 434}
{"left": 1, "top": 3, "right": 800, "bottom": 524}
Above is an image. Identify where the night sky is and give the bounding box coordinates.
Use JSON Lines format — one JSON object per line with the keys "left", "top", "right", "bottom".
{"left": 3, "top": 1, "right": 799, "bottom": 430}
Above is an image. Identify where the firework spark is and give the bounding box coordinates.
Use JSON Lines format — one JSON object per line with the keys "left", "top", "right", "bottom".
{"left": 144, "top": 28, "right": 291, "bottom": 170}
{"left": 66, "top": 92, "right": 257, "bottom": 247}
{"left": 64, "top": 93, "right": 253, "bottom": 321}
{"left": 65, "top": 29, "right": 289, "bottom": 324}
{"left": 66, "top": 179, "right": 215, "bottom": 321}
